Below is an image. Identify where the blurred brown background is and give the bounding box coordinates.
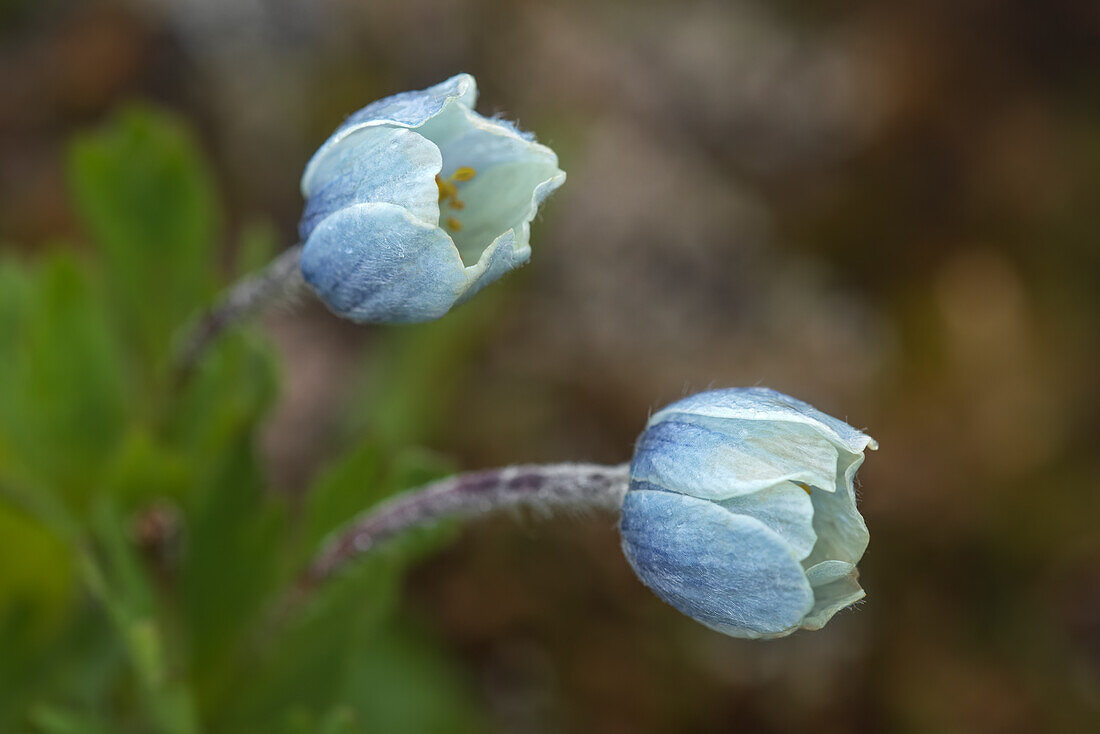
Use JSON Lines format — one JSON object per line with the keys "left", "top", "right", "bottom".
{"left": 3, "top": 0, "right": 1099, "bottom": 731}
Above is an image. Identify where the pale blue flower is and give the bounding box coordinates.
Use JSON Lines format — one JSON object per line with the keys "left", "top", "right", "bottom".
{"left": 620, "top": 387, "right": 877, "bottom": 639}
{"left": 299, "top": 73, "right": 565, "bottom": 323}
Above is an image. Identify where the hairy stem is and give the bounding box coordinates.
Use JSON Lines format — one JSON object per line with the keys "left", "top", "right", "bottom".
{"left": 302, "top": 462, "right": 631, "bottom": 591}
{"left": 174, "top": 244, "right": 306, "bottom": 376}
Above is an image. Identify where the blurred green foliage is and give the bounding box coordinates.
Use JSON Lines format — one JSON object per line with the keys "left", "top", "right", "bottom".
{"left": 0, "top": 107, "right": 485, "bottom": 733}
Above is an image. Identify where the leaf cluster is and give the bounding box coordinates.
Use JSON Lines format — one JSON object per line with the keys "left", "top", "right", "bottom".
{"left": 0, "top": 107, "right": 485, "bottom": 733}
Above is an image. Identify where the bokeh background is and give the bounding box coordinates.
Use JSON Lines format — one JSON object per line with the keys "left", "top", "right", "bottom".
{"left": 2, "top": 0, "right": 1099, "bottom": 731}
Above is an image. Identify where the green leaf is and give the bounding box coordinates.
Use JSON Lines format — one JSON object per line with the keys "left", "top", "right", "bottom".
{"left": 87, "top": 501, "right": 156, "bottom": 645}
{"left": 205, "top": 532, "right": 459, "bottom": 733}
{"left": 180, "top": 434, "right": 288, "bottom": 696}
{"left": 68, "top": 105, "right": 220, "bottom": 368}
{"left": 85, "top": 500, "right": 199, "bottom": 734}
{"left": 169, "top": 332, "right": 278, "bottom": 481}
{"left": 0, "top": 502, "right": 75, "bottom": 642}
{"left": 100, "top": 429, "right": 191, "bottom": 508}
{"left": 300, "top": 442, "right": 386, "bottom": 556}
{"left": 0, "top": 100, "right": 501, "bottom": 734}
{"left": 27, "top": 703, "right": 118, "bottom": 734}
{"left": 0, "top": 602, "right": 123, "bottom": 733}
{"left": 281, "top": 706, "right": 358, "bottom": 734}
{"left": 201, "top": 443, "right": 466, "bottom": 731}
{"left": 0, "top": 255, "right": 31, "bottom": 350}
{"left": 0, "top": 254, "right": 128, "bottom": 510}
{"left": 213, "top": 550, "right": 407, "bottom": 730}
{"left": 340, "top": 620, "right": 485, "bottom": 734}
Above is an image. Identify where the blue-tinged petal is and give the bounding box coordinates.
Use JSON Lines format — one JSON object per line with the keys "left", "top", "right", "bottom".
{"left": 421, "top": 105, "right": 564, "bottom": 265}
{"left": 299, "top": 126, "right": 442, "bottom": 240}
{"left": 427, "top": 106, "right": 555, "bottom": 175}
{"left": 516, "top": 169, "right": 568, "bottom": 241}
{"left": 802, "top": 452, "right": 869, "bottom": 567}
{"left": 630, "top": 418, "right": 840, "bottom": 500}
{"left": 531, "top": 169, "right": 568, "bottom": 208}
{"left": 800, "top": 567, "right": 864, "bottom": 630}
{"left": 455, "top": 167, "right": 565, "bottom": 300}
{"left": 449, "top": 161, "right": 562, "bottom": 263}
{"left": 804, "top": 559, "right": 855, "bottom": 587}
{"left": 343, "top": 74, "right": 477, "bottom": 131}
{"left": 651, "top": 387, "right": 878, "bottom": 457}
{"left": 301, "top": 73, "right": 476, "bottom": 196}
{"left": 718, "top": 482, "right": 817, "bottom": 560}
{"left": 453, "top": 229, "right": 524, "bottom": 305}
{"left": 620, "top": 489, "right": 814, "bottom": 640}
{"left": 300, "top": 202, "right": 467, "bottom": 323}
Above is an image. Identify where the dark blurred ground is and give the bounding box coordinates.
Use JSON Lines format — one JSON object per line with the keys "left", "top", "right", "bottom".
{"left": 2, "top": 0, "right": 1099, "bottom": 731}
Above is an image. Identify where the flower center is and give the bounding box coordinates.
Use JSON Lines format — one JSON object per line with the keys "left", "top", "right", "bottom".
{"left": 435, "top": 166, "right": 476, "bottom": 232}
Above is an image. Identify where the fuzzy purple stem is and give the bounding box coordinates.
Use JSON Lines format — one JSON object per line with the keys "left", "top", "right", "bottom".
{"left": 175, "top": 244, "right": 306, "bottom": 377}
{"left": 302, "top": 462, "right": 630, "bottom": 590}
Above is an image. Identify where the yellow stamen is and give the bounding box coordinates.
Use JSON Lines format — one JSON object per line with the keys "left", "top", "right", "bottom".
{"left": 795, "top": 482, "right": 812, "bottom": 496}
{"left": 451, "top": 166, "right": 476, "bottom": 181}
{"left": 436, "top": 175, "right": 458, "bottom": 202}
{"left": 437, "top": 167, "right": 474, "bottom": 228}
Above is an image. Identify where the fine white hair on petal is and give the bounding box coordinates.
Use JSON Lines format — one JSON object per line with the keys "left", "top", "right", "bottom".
{"left": 300, "top": 202, "right": 467, "bottom": 323}
{"left": 649, "top": 386, "right": 878, "bottom": 455}
{"left": 620, "top": 489, "right": 815, "bottom": 640}
{"left": 301, "top": 73, "right": 476, "bottom": 195}
{"left": 630, "top": 416, "right": 841, "bottom": 498}
{"left": 299, "top": 125, "right": 442, "bottom": 237}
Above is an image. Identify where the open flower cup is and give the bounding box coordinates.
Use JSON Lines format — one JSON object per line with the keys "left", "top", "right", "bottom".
{"left": 299, "top": 73, "right": 565, "bottom": 323}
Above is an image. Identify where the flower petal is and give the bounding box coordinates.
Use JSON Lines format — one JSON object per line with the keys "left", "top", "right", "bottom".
{"left": 425, "top": 105, "right": 555, "bottom": 175}
{"left": 620, "top": 489, "right": 814, "bottom": 639}
{"left": 299, "top": 126, "right": 442, "bottom": 239}
{"left": 422, "top": 106, "right": 563, "bottom": 265}
{"left": 453, "top": 229, "right": 525, "bottom": 305}
{"left": 802, "top": 451, "right": 870, "bottom": 567}
{"left": 650, "top": 387, "right": 877, "bottom": 457}
{"left": 453, "top": 151, "right": 560, "bottom": 302}
{"left": 804, "top": 559, "right": 855, "bottom": 587}
{"left": 800, "top": 567, "right": 865, "bottom": 631}
{"left": 718, "top": 482, "right": 817, "bottom": 560}
{"left": 300, "top": 202, "right": 467, "bottom": 323}
{"left": 302, "top": 73, "right": 476, "bottom": 196}
{"left": 450, "top": 161, "right": 562, "bottom": 263}
{"left": 630, "top": 417, "right": 840, "bottom": 499}
{"left": 460, "top": 168, "right": 566, "bottom": 292}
